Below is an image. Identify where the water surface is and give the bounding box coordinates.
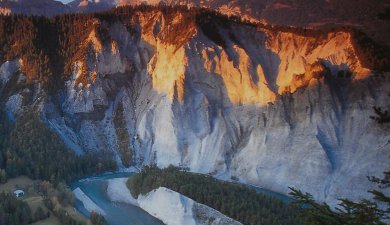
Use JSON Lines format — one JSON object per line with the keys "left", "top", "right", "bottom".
{"left": 70, "top": 172, "right": 164, "bottom": 225}
{"left": 70, "top": 172, "right": 293, "bottom": 225}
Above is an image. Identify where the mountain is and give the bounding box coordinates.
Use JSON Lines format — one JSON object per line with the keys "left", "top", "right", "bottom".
{"left": 0, "top": 6, "right": 389, "bottom": 206}
{"left": 0, "top": 0, "right": 69, "bottom": 16}
{"left": 0, "top": 0, "right": 117, "bottom": 15}
{"left": 117, "top": 0, "right": 390, "bottom": 45}
{"left": 68, "top": 0, "right": 116, "bottom": 13}
{"left": 1, "top": 0, "right": 387, "bottom": 45}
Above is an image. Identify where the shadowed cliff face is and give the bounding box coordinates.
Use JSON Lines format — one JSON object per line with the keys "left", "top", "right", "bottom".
{"left": 0, "top": 8, "right": 389, "bottom": 206}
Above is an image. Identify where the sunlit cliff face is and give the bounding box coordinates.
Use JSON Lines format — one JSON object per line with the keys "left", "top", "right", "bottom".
{"left": 74, "top": 11, "right": 370, "bottom": 107}
{"left": 0, "top": 7, "right": 12, "bottom": 15}
{"left": 266, "top": 31, "right": 370, "bottom": 94}
{"left": 1, "top": 8, "right": 388, "bottom": 207}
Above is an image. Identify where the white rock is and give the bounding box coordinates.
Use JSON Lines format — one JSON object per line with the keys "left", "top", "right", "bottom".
{"left": 106, "top": 178, "right": 138, "bottom": 205}
{"left": 73, "top": 187, "right": 106, "bottom": 216}
{"left": 137, "top": 187, "right": 242, "bottom": 225}
{"left": 38, "top": 18, "right": 390, "bottom": 206}
{"left": 0, "top": 60, "right": 19, "bottom": 84}
{"left": 138, "top": 187, "right": 197, "bottom": 225}
{"left": 5, "top": 94, "right": 23, "bottom": 118}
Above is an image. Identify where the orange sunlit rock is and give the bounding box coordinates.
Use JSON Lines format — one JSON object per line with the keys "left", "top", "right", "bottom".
{"left": 266, "top": 31, "right": 370, "bottom": 94}
{"left": 148, "top": 42, "right": 187, "bottom": 101}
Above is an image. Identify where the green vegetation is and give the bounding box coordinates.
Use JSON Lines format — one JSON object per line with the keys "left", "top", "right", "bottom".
{"left": 127, "top": 166, "right": 302, "bottom": 225}
{"left": 350, "top": 30, "right": 390, "bottom": 72}
{"left": 35, "top": 181, "right": 75, "bottom": 208}
{"left": 0, "top": 169, "right": 6, "bottom": 184}
{"left": 289, "top": 188, "right": 387, "bottom": 225}
{"left": 0, "top": 111, "right": 11, "bottom": 181}
{"left": 196, "top": 11, "right": 228, "bottom": 48}
{"left": 37, "top": 180, "right": 84, "bottom": 225}
{"left": 0, "top": 192, "right": 32, "bottom": 225}
{"left": 43, "top": 200, "right": 83, "bottom": 225}
{"left": 0, "top": 177, "right": 108, "bottom": 225}
{"left": 0, "top": 111, "right": 117, "bottom": 185}
{"left": 0, "top": 13, "right": 114, "bottom": 225}
{"left": 0, "top": 4, "right": 387, "bottom": 94}
{"left": 88, "top": 212, "right": 109, "bottom": 225}
{"left": 0, "top": 13, "right": 97, "bottom": 92}
{"left": 33, "top": 207, "right": 47, "bottom": 222}
{"left": 0, "top": 179, "right": 80, "bottom": 225}
{"left": 113, "top": 102, "right": 132, "bottom": 167}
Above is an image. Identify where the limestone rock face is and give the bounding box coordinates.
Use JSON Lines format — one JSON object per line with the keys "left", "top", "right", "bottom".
{"left": 1, "top": 10, "right": 389, "bottom": 206}
{"left": 137, "top": 187, "right": 243, "bottom": 225}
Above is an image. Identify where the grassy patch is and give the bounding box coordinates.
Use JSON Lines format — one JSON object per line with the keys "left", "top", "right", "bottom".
{"left": 0, "top": 176, "right": 33, "bottom": 193}
{"left": 0, "top": 177, "right": 87, "bottom": 225}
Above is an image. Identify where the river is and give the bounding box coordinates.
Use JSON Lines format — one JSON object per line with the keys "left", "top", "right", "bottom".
{"left": 70, "top": 172, "right": 293, "bottom": 225}
{"left": 70, "top": 172, "right": 164, "bottom": 225}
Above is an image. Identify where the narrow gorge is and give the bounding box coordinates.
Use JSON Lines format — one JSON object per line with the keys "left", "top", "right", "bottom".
{"left": 0, "top": 6, "right": 389, "bottom": 209}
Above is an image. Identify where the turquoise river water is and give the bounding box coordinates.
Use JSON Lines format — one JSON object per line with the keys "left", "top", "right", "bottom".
{"left": 70, "top": 172, "right": 292, "bottom": 225}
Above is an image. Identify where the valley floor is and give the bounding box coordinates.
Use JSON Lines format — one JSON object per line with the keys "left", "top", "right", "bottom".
{"left": 0, "top": 176, "right": 88, "bottom": 225}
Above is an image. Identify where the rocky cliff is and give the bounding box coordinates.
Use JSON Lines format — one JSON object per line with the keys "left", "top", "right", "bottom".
{"left": 137, "top": 187, "right": 243, "bottom": 225}
{"left": 0, "top": 7, "right": 389, "bottom": 206}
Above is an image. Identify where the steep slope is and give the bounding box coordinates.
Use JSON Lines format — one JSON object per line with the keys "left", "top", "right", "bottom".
{"left": 137, "top": 187, "right": 243, "bottom": 225}
{"left": 2, "top": 0, "right": 387, "bottom": 46}
{"left": 117, "top": 0, "right": 390, "bottom": 45}
{"left": 0, "top": 6, "right": 389, "bottom": 206}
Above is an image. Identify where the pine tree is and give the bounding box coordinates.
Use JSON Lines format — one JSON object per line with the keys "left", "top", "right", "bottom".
{"left": 0, "top": 169, "right": 6, "bottom": 184}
